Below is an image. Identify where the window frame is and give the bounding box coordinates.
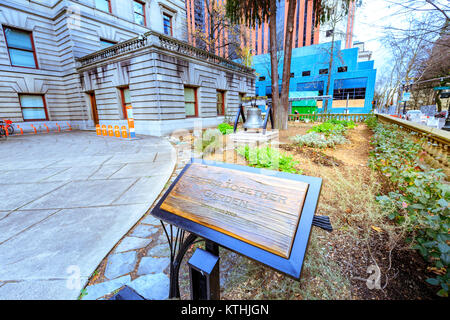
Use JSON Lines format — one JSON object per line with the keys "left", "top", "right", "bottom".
{"left": 19, "top": 94, "right": 49, "bottom": 121}
{"left": 120, "top": 87, "right": 131, "bottom": 120}
{"left": 95, "top": 0, "right": 112, "bottom": 13}
{"left": 216, "top": 90, "right": 226, "bottom": 116}
{"left": 163, "top": 13, "right": 173, "bottom": 36}
{"left": 319, "top": 68, "right": 329, "bottom": 75}
{"left": 3, "top": 26, "right": 39, "bottom": 69}
{"left": 302, "top": 71, "right": 311, "bottom": 77}
{"left": 133, "top": 0, "right": 146, "bottom": 26}
{"left": 100, "top": 38, "right": 117, "bottom": 49}
{"left": 184, "top": 86, "right": 198, "bottom": 118}
{"left": 338, "top": 66, "right": 348, "bottom": 73}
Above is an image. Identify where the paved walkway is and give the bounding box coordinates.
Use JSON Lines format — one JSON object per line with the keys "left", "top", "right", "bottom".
{"left": 0, "top": 131, "right": 176, "bottom": 300}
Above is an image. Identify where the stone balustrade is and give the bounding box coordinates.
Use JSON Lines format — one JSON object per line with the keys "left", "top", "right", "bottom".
{"left": 77, "top": 31, "right": 254, "bottom": 75}
{"left": 376, "top": 114, "right": 450, "bottom": 177}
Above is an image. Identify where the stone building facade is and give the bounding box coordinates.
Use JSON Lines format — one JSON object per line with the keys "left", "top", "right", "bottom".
{"left": 0, "top": 0, "right": 255, "bottom": 136}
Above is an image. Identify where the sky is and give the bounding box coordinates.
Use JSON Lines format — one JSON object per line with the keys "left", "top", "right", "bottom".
{"left": 352, "top": 0, "right": 448, "bottom": 75}
{"left": 352, "top": 1, "right": 397, "bottom": 73}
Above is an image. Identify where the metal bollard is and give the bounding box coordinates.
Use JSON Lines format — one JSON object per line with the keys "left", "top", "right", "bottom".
{"left": 187, "top": 245, "right": 220, "bottom": 300}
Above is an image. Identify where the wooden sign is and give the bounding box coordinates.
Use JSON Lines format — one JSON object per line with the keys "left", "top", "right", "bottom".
{"left": 161, "top": 163, "right": 308, "bottom": 258}
{"left": 152, "top": 159, "right": 322, "bottom": 279}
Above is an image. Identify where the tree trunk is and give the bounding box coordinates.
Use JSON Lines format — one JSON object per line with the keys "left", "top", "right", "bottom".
{"left": 269, "top": 0, "right": 281, "bottom": 128}
{"left": 279, "top": 0, "right": 297, "bottom": 130}
{"left": 324, "top": 30, "right": 335, "bottom": 113}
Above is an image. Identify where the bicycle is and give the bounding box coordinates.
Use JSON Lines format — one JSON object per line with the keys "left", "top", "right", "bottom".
{"left": 0, "top": 122, "right": 7, "bottom": 140}
{"left": 3, "top": 119, "right": 14, "bottom": 135}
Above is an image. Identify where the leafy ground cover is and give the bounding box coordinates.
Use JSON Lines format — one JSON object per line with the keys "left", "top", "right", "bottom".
{"left": 366, "top": 116, "right": 449, "bottom": 297}
{"left": 291, "top": 119, "right": 355, "bottom": 148}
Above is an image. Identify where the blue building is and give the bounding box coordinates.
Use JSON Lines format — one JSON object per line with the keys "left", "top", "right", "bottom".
{"left": 253, "top": 41, "right": 377, "bottom": 114}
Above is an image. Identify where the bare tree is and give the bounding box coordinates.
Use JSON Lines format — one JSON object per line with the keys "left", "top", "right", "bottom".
{"left": 378, "top": 10, "right": 446, "bottom": 113}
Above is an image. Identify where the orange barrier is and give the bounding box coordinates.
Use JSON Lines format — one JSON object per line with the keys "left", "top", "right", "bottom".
{"left": 96, "top": 124, "right": 101, "bottom": 135}
{"left": 121, "top": 126, "right": 128, "bottom": 138}
{"left": 101, "top": 125, "right": 107, "bottom": 136}
{"left": 114, "top": 125, "right": 120, "bottom": 137}
{"left": 108, "top": 125, "right": 114, "bottom": 137}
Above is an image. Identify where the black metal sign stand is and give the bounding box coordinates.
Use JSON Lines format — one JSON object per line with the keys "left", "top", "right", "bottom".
{"left": 152, "top": 159, "right": 332, "bottom": 301}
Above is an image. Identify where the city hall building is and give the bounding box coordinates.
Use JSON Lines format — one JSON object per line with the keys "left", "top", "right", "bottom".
{"left": 0, "top": 0, "right": 255, "bottom": 136}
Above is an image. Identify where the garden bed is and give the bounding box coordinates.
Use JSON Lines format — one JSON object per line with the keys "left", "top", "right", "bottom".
{"left": 176, "top": 122, "right": 440, "bottom": 300}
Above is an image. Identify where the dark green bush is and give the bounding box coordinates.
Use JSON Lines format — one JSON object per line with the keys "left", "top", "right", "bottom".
{"left": 369, "top": 122, "right": 449, "bottom": 297}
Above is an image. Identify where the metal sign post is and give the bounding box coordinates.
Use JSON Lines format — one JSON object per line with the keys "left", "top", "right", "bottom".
{"left": 151, "top": 159, "right": 331, "bottom": 300}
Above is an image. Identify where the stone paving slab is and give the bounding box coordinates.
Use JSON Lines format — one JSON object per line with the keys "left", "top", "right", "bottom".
{"left": 109, "top": 161, "right": 174, "bottom": 179}
{"left": 0, "top": 278, "right": 88, "bottom": 300}
{"left": 137, "top": 257, "right": 170, "bottom": 276}
{"left": 87, "top": 164, "right": 125, "bottom": 180}
{"left": 0, "top": 209, "right": 59, "bottom": 243}
{"left": 0, "top": 167, "right": 69, "bottom": 183}
{"left": 22, "top": 178, "right": 137, "bottom": 209}
{"left": 83, "top": 275, "right": 131, "bottom": 300}
{"left": 112, "top": 176, "right": 168, "bottom": 205}
{"left": 0, "top": 182, "right": 66, "bottom": 211}
{"left": 43, "top": 166, "right": 101, "bottom": 182}
{"left": 128, "top": 273, "right": 170, "bottom": 300}
{"left": 0, "top": 132, "right": 176, "bottom": 300}
{"left": 104, "top": 251, "right": 138, "bottom": 280}
{"left": 115, "top": 236, "right": 152, "bottom": 253}
{"left": 146, "top": 243, "right": 171, "bottom": 258}
{"left": 131, "top": 224, "right": 159, "bottom": 238}
{"left": 0, "top": 204, "right": 148, "bottom": 280}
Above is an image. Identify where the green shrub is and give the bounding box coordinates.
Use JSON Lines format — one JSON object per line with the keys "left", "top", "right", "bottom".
{"left": 218, "top": 123, "right": 234, "bottom": 135}
{"left": 327, "top": 119, "right": 356, "bottom": 128}
{"left": 369, "top": 122, "right": 450, "bottom": 297}
{"left": 291, "top": 132, "right": 349, "bottom": 149}
{"left": 237, "top": 146, "right": 302, "bottom": 174}
{"left": 365, "top": 115, "right": 378, "bottom": 129}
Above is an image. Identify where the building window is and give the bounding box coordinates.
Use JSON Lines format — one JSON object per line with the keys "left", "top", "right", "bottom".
{"left": 100, "top": 39, "right": 116, "bottom": 49}
{"left": 338, "top": 66, "right": 348, "bottom": 73}
{"left": 319, "top": 68, "right": 328, "bottom": 75}
{"left": 333, "top": 87, "right": 366, "bottom": 100}
{"left": 217, "top": 90, "right": 225, "bottom": 115}
{"left": 120, "top": 87, "right": 132, "bottom": 119}
{"left": 19, "top": 94, "right": 48, "bottom": 121}
{"left": 290, "top": 72, "right": 295, "bottom": 78}
{"left": 302, "top": 71, "right": 311, "bottom": 77}
{"left": 163, "top": 14, "right": 173, "bottom": 36}
{"left": 184, "top": 87, "right": 198, "bottom": 117}
{"left": 95, "top": 0, "right": 112, "bottom": 13}
{"left": 3, "top": 27, "right": 38, "bottom": 68}
{"left": 259, "top": 76, "right": 266, "bottom": 81}
{"left": 134, "top": 1, "right": 146, "bottom": 26}
{"left": 297, "top": 81, "right": 324, "bottom": 96}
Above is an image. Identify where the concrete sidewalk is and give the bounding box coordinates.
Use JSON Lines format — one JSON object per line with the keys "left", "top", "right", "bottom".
{"left": 0, "top": 131, "right": 176, "bottom": 300}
